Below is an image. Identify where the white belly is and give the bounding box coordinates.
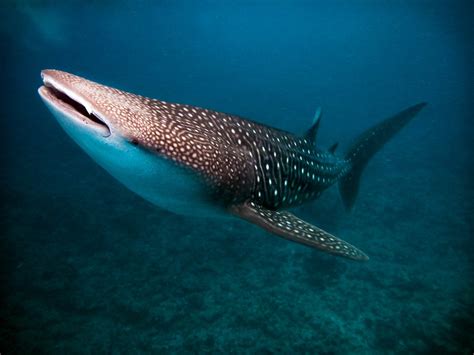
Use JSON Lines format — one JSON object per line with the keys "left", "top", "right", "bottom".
{"left": 51, "top": 108, "right": 229, "bottom": 218}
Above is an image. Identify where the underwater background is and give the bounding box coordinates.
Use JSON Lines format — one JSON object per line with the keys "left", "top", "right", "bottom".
{"left": 1, "top": 0, "right": 473, "bottom": 353}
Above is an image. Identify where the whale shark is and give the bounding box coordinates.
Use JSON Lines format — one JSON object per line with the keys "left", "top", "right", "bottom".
{"left": 38, "top": 70, "right": 426, "bottom": 261}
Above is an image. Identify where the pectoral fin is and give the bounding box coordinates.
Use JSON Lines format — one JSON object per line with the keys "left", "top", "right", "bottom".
{"left": 231, "top": 202, "right": 369, "bottom": 261}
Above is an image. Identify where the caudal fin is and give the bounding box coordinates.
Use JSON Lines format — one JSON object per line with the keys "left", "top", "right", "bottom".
{"left": 339, "top": 102, "right": 427, "bottom": 210}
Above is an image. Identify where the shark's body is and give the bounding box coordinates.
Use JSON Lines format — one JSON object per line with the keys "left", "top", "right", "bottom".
{"left": 38, "top": 70, "right": 426, "bottom": 261}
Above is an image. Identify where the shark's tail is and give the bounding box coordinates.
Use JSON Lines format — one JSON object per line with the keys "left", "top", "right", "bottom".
{"left": 339, "top": 102, "right": 427, "bottom": 210}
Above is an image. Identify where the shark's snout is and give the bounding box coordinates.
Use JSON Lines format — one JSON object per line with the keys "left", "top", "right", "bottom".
{"left": 38, "top": 70, "right": 111, "bottom": 137}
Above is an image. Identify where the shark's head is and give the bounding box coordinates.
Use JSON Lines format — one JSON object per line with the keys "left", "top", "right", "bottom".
{"left": 38, "top": 69, "right": 152, "bottom": 145}
{"left": 38, "top": 69, "right": 219, "bottom": 216}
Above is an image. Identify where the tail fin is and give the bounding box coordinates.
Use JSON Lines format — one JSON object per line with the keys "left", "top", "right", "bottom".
{"left": 339, "top": 103, "right": 427, "bottom": 210}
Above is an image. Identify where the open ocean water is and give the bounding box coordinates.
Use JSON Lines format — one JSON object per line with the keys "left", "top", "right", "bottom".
{"left": 1, "top": 1, "right": 473, "bottom": 353}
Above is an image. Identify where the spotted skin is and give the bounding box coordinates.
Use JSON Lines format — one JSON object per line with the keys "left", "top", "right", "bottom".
{"left": 38, "top": 70, "right": 426, "bottom": 261}
{"left": 232, "top": 202, "right": 368, "bottom": 260}
{"left": 40, "top": 70, "right": 350, "bottom": 208}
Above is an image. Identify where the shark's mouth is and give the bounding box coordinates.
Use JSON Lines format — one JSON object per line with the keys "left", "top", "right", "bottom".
{"left": 39, "top": 80, "right": 111, "bottom": 137}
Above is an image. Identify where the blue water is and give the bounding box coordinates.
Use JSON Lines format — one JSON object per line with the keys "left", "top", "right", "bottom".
{"left": 1, "top": 1, "right": 472, "bottom": 353}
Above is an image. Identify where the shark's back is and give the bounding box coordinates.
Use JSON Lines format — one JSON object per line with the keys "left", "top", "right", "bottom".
{"left": 142, "top": 100, "right": 349, "bottom": 209}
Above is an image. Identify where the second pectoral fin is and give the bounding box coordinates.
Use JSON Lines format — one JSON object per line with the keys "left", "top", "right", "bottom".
{"left": 230, "top": 201, "right": 369, "bottom": 261}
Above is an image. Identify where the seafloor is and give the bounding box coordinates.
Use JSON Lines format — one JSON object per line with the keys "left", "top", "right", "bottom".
{"left": 1, "top": 133, "right": 472, "bottom": 353}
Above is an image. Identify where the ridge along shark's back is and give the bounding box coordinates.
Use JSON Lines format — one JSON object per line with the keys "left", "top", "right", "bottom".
{"left": 38, "top": 70, "right": 426, "bottom": 261}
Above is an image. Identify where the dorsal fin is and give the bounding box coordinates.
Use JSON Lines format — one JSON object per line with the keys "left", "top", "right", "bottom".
{"left": 303, "top": 107, "right": 322, "bottom": 145}
{"left": 329, "top": 142, "right": 339, "bottom": 153}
